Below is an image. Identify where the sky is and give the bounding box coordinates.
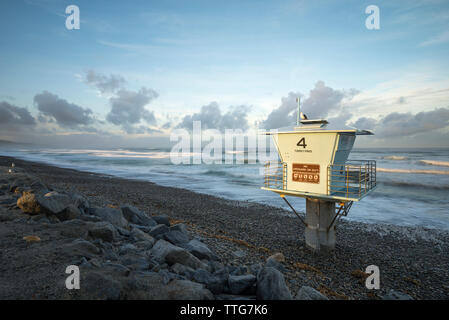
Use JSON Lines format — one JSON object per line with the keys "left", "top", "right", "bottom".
{"left": 1, "top": 0, "right": 449, "bottom": 148}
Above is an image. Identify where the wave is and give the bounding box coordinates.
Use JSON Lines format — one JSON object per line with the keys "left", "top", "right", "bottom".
{"left": 419, "top": 160, "right": 449, "bottom": 167}
{"left": 377, "top": 167, "right": 449, "bottom": 175}
{"left": 380, "top": 181, "right": 449, "bottom": 191}
{"left": 382, "top": 156, "right": 408, "bottom": 160}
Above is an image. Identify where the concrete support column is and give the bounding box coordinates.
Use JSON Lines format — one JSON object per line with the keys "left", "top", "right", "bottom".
{"left": 304, "top": 198, "right": 336, "bottom": 252}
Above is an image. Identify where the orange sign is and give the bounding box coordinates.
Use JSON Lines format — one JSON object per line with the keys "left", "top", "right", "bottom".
{"left": 292, "top": 163, "right": 320, "bottom": 184}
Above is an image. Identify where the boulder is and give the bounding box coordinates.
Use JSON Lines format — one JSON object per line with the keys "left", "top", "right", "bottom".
{"left": 182, "top": 239, "right": 219, "bottom": 261}
{"left": 88, "top": 221, "right": 119, "bottom": 242}
{"left": 149, "top": 224, "right": 170, "bottom": 238}
{"left": 77, "top": 271, "right": 123, "bottom": 300}
{"left": 55, "top": 204, "right": 82, "bottom": 221}
{"left": 130, "top": 228, "right": 155, "bottom": 243}
{"left": 90, "top": 207, "right": 128, "bottom": 228}
{"left": 124, "top": 272, "right": 213, "bottom": 300}
{"left": 265, "top": 257, "right": 286, "bottom": 272}
{"left": 296, "top": 286, "right": 328, "bottom": 300}
{"left": 151, "top": 239, "right": 207, "bottom": 270}
{"left": 170, "top": 223, "right": 188, "bottom": 234}
{"left": 121, "top": 205, "right": 157, "bottom": 227}
{"left": 256, "top": 267, "right": 292, "bottom": 300}
{"left": 170, "top": 263, "right": 195, "bottom": 279}
{"left": 61, "top": 239, "right": 101, "bottom": 257}
{"left": 163, "top": 230, "right": 189, "bottom": 245}
{"left": 228, "top": 274, "right": 257, "bottom": 295}
{"left": 152, "top": 215, "right": 170, "bottom": 226}
{"left": 193, "top": 269, "right": 227, "bottom": 294}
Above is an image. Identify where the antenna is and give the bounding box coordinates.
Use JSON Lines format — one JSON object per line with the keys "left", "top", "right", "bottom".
{"left": 296, "top": 97, "right": 300, "bottom": 126}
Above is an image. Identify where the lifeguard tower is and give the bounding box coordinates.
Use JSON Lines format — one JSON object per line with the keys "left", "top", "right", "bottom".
{"left": 261, "top": 98, "right": 376, "bottom": 252}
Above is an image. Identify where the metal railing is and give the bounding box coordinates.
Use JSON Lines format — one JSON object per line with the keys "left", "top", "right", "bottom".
{"left": 264, "top": 161, "right": 287, "bottom": 190}
{"left": 327, "top": 160, "right": 376, "bottom": 199}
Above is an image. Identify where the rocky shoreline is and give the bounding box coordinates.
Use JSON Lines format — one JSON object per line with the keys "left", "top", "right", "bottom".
{"left": 1, "top": 155, "right": 448, "bottom": 300}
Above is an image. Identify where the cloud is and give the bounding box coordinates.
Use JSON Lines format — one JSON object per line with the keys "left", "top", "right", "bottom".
{"left": 260, "top": 81, "right": 358, "bottom": 129}
{"left": 34, "top": 91, "right": 95, "bottom": 128}
{"left": 177, "top": 102, "right": 251, "bottom": 131}
{"left": 85, "top": 70, "right": 126, "bottom": 94}
{"left": 0, "top": 101, "right": 36, "bottom": 127}
{"left": 106, "top": 87, "right": 159, "bottom": 134}
{"left": 349, "top": 107, "right": 449, "bottom": 137}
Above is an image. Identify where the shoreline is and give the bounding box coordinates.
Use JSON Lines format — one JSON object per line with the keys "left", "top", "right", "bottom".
{"left": 1, "top": 155, "right": 449, "bottom": 299}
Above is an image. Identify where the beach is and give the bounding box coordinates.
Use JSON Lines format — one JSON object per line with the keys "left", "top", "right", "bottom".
{"left": 1, "top": 155, "right": 448, "bottom": 300}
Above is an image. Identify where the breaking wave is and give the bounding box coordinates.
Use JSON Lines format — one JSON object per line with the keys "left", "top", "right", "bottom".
{"left": 377, "top": 168, "right": 449, "bottom": 175}
{"left": 419, "top": 160, "right": 449, "bottom": 167}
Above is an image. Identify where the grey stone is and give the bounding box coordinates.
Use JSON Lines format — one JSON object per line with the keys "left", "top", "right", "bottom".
{"left": 130, "top": 227, "right": 155, "bottom": 243}
{"left": 149, "top": 224, "right": 170, "bottom": 238}
{"left": 88, "top": 221, "right": 118, "bottom": 242}
{"left": 119, "top": 243, "right": 137, "bottom": 255}
{"left": 382, "top": 289, "right": 414, "bottom": 300}
{"left": 296, "top": 286, "right": 328, "bottom": 300}
{"left": 256, "top": 267, "right": 292, "bottom": 300}
{"left": 71, "top": 193, "right": 89, "bottom": 213}
{"left": 79, "top": 271, "right": 123, "bottom": 299}
{"left": 121, "top": 256, "right": 150, "bottom": 271}
{"left": 124, "top": 272, "right": 213, "bottom": 300}
{"left": 121, "top": 205, "right": 157, "bottom": 227}
{"left": 182, "top": 239, "right": 219, "bottom": 261}
{"left": 151, "top": 239, "right": 207, "bottom": 270}
{"left": 265, "top": 257, "right": 286, "bottom": 272}
{"left": 193, "top": 269, "right": 226, "bottom": 294}
{"left": 61, "top": 239, "right": 101, "bottom": 257}
{"left": 170, "top": 263, "right": 195, "bottom": 279}
{"left": 228, "top": 274, "right": 256, "bottom": 295}
{"left": 170, "top": 223, "right": 188, "bottom": 234}
{"left": 90, "top": 207, "right": 128, "bottom": 228}
{"left": 163, "top": 230, "right": 189, "bottom": 245}
{"left": 103, "top": 263, "right": 131, "bottom": 276}
{"left": 232, "top": 250, "right": 246, "bottom": 258}
{"left": 249, "top": 263, "right": 263, "bottom": 276}
{"left": 152, "top": 215, "right": 170, "bottom": 226}
{"left": 55, "top": 204, "right": 82, "bottom": 221}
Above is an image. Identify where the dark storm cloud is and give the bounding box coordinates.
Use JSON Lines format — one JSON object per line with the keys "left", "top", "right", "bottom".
{"left": 0, "top": 101, "right": 36, "bottom": 126}
{"left": 106, "top": 87, "right": 159, "bottom": 134}
{"left": 85, "top": 70, "right": 126, "bottom": 94}
{"left": 375, "top": 108, "right": 449, "bottom": 137}
{"left": 260, "top": 81, "right": 358, "bottom": 129}
{"left": 177, "top": 102, "right": 251, "bottom": 131}
{"left": 34, "top": 91, "right": 95, "bottom": 128}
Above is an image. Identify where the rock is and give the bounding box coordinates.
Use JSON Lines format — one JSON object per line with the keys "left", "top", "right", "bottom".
{"left": 296, "top": 286, "right": 328, "bottom": 300}
{"left": 119, "top": 243, "right": 137, "bottom": 255}
{"left": 151, "top": 239, "right": 207, "bottom": 270}
{"left": 149, "top": 224, "right": 170, "bottom": 238}
{"left": 55, "top": 204, "right": 82, "bottom": 221}
{"left": 265, "top": 257, "right": 286, "bottom": 272}
{"left": 256, "top": 267, "right": 292, "bottom": 300}
{"left": 134, "top": 239, "right": 156, "bottom": 250}
{"left": 78, "top": 271, "right": 123, "bottom": 299}
{"left": 170, "top": 223, "right": 188, "bottom": 234}
{"left": 230, "top": 266, "right": 249, "bottom": 276}
{"left": 121, "top": 256, "right": 150, "bottom": 271}
{"left": 124, "top": 272, "right": 213, "bottom": 300}
{"left": 61, "top": 239, "right": 101, "bottom": 257}
{"left": 121, "top": 205, "right": 157, "bottom": 227}
{"left": 90, "top": 207, "right": 128, "bottom": 228}
{"left": 130, "top": 228, "right": 155, "bottom": 243}
{"left": 228, "top": 274, "right": 256, "bottom": 295}
{"left": 163, "top": 230, "right": 189, "bottom": 245}
{"left": 170, "top": 263, "right": 195, "bottom": 279}
{"left": 382, "top": 289, "right": 414, "bottom": 300}
{"left": 72, "top": 193, "right": 89, "bottom": 213}
{"left": 193, "top": 269, "right": 226, "bottom": 294}
{"left": 88, "top": 221, "right": 118, "bottom": 242}
{"left": 79, "top": 214, "right": 103, "bottom": 222}
{"left": 152, "top": 215, "right": 170, "bottom": 226}
{"left": 249, "top": 263, "right": 263, "bottom": 276}
{"left": 103, "top": 262, "right": 131, "bottom": 276}
{"left": 16, "top": 192, "right": 41, "bottom": 215}
{"left": 38, "top": 191, "right": 74, "bottom": 214}
{"left": 182, "top": 239, "right": 219, "bottom": 261}
{"left": 116, "top": 227, "right": 131, "bottom": 237}
{"left": 268, "top": 252, "right": 285, "bottom": 263}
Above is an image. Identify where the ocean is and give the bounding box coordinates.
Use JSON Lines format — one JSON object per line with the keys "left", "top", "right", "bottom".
{"left": 1, "top": 145, "right": 449, "bottom": 230}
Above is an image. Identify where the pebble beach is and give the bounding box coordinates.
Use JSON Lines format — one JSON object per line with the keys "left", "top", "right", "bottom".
{"left": 1, "top": 155, "right": 448, "bottom": 300}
